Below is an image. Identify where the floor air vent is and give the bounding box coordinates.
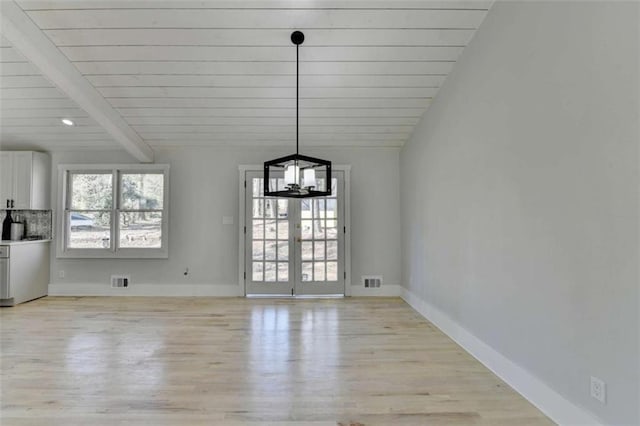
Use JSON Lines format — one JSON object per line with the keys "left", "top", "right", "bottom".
{"left": 363, "top": 276, "right": 382, "bottom": 288}
{"left": 111, "top": 275, "right": 130, "bottom": 288}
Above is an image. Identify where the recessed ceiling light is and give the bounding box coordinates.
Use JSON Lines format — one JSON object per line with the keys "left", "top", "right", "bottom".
{"left": 61, "top": 118, "right": 74, "bottom": 126}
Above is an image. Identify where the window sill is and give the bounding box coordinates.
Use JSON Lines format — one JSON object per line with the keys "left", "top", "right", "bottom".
{"left": 57, "top": 248, "right": 168, "bottom": 259}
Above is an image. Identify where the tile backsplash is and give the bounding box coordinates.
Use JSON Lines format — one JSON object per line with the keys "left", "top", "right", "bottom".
{"left": 0, "top": 210, "right": 53, "bottom": 240}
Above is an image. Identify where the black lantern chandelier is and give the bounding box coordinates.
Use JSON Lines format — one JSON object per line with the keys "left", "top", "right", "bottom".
{"left": 264, "top": 31, "right": 332, "bottom": 198}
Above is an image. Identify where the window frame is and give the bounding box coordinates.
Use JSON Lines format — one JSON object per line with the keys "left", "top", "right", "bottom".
{"left": 57, "top": 164, "right": 170, "bottom": 259}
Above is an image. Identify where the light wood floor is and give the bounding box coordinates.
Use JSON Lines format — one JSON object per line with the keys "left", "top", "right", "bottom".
{"left": 0, "top": 297, "right": 553, "bottom": 426}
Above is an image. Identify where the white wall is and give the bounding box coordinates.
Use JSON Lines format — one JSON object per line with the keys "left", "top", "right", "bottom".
{"left": 49, "top": 146, "right": 401, "bottom": 295}
{"left": 400, "top": 1, "right": 638, "bottom": 425}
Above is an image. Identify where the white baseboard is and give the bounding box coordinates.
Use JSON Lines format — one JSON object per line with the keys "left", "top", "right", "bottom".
{"left": 401, "top": 287, "right": 602, "bottom": 426}
{"left": 350, "top": 283, "right": 402, "bottom": 297}
{"left": 48, "top": 283, "right": 243, "bottom": 297}
{"left": 49, "top": 283, "right": 403, "bottom": 298}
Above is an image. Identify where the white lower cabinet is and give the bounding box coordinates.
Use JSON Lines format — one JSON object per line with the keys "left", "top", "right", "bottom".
{"left": 0, "top": 241, "right": 50, "bottom": 307}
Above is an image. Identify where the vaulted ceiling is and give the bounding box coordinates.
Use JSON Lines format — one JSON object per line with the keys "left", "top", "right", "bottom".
{"left": 0, "top": 0, "right": 492, "bottom": 161}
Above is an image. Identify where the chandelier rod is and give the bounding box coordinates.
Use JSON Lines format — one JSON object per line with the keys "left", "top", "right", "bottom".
{"left": 296, "top": 38, "right": 299, "bottom": 156}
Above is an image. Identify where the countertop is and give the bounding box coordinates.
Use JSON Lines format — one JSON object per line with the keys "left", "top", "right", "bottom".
{"left": 0, "top": 239, "right": 52, "bottom": 246}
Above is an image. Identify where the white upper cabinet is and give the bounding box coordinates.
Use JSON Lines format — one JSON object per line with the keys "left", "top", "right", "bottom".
{"left": 0, "top": 151, "right": 50, "bottom": 210}
{"left": 0, "top": 154, "right": 13, "bottom": 208}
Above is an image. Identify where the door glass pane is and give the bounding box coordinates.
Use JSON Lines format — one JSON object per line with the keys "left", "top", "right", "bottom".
{"left": 326, "top": 199, "right": 337, "bottom": 218}
{"left": 301, "top": 241, "right": 312, "bottom": 260}
{"left": 277, "top": 220, "right": 288, "bottom": 239}
{"left": 327, "top": 240, "right": 338, "bottom": 260}
{"left": 277, "top": 199, "right": 288, "bottom": 218}
{"left": 252, "top": 241, "right": 263, "bottom": 260}
{"left": 314, "top": 262, "right": 325, "bottom": 281}
{"left": 277, "top": 241, "right": 288, "bottom": 261}
{"left": 314, "top": 220, "right": 325, "bottom": 239}
{"left": 326, "top": 220, "right": 338, "bottom": 239}
{"left": 314, "top": 241, "right": 325, "bottom": 260}
{"left": 265, "top": 220, "right": 276, "bottom": 239}
{"left": 302, "top": 262, "right": 313, "bottom": 282}
{"left": 252, "top": 262, "right": 263, "bottom": 281}
{"left": 119, "top": 212, "right": 162, "bottom": 248}
{"left": 264, "top": 262, "right": 276, "bottom": 282}
{"left": 265, "top": 241, "right": 276, "bottom": 260}
{"left": 301, "top": 200, "right": 311, "bottom": 220}
{"left": 264, "top": 199, "right": 277, "bottom": 218}
{"left": 68, "top": 211, "right": 111, "bottom": 249}
{"left": 327, "top": 262, "right": 338, "bottom": 281}
{"left": 252, "top": 199, "right": 263, "bottom": 218}
{"left": 301, "top": 220, "right": 313, "bottom": 239}
{"left": 314, "top": 200, "right": 325, "bottom": 218}
{"left": 278, "top": 262, "right": 288, "bottom": 282}
{"left": 121, "top": 173, "right": 163, "bottom": 210}
{"left": 253, "top": 220, "right": 264, "bottom": 239}
{"left": 252, "top": 178, "right": 263, "bottom": 198}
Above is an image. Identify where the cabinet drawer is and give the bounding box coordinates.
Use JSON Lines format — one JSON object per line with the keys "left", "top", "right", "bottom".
{"left": 0, "top": 246, "right": 9, "bottom": 258}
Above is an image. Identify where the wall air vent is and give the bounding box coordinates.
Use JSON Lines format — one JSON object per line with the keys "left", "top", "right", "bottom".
{"left": 362, "top": 276, "right": 382, "bottom": 288}
{"left": 111, "top": 275, "right": 130, "bottom": 288}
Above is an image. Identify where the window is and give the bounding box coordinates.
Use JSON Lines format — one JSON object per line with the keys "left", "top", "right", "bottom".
{"left": 58, "top": 164, "right": 169, "bottom": 258}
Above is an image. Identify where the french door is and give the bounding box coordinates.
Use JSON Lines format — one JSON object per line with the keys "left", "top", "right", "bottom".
{"left": 244, "top": 170, "right": 345, "bottom": 296}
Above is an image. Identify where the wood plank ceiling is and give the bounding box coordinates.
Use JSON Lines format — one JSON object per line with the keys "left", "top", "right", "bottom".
{"left": 1, "top": 0, "right": 493, "bottom": 154}
{"left": 0, "top": 35, "right": 121, "bottom": 150}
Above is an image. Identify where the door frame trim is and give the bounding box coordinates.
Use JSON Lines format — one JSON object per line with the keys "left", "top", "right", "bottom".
{"left": 238, "top": 164, "right": 352, "bottom": 297}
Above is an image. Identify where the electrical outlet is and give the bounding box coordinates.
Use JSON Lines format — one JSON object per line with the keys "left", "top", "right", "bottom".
{"left": 590, "top": 376, "right": 606, "bottom": 404}
{"left": 58, "top": 270, "right": 65, "bottom": 279}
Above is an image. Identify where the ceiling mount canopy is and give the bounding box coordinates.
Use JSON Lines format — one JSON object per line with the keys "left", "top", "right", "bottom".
{"left": 264, "top": 31, "right": 332, "bottom": 198}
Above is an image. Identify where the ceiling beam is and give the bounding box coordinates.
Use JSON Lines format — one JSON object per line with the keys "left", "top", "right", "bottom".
{"left": 0, "top": 0, "right": 153, "bottom": 162}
